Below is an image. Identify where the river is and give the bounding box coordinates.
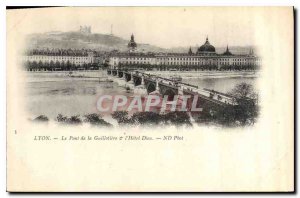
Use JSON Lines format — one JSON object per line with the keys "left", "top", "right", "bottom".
{"left": 24, "top": 71, "right": 257, "bottom": 119}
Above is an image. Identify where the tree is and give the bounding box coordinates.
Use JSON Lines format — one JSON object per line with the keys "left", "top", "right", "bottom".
{"left": 70, "top": 63, "right": 77, "bottom": 71}
{"left": 229, "top": 82, "right": 257, "bottom": 100}
{"left": 31, "top": 61, "right": 38, "bottom": 71}
{"left": 228, "top": 83, "right": 259, "bottom": 125}
{"left": 111, "top": 111, "right": 134, "bottom": 125}
{"left": 49, "top": 60, "right": 55, "bottom": 70}
{"left": 131, "top": 112, "right": 162, "bottom": 126}
{"left": 24, "top": 61, "right": 30, "bottom": 71}
{"left": 66, "top": 60, "right": 72, "bottom": 71}
{"left": 56, "top": 114, "right": 82, "bottom": 125}
{"left": 38, "top": 60, "right": 44, "bottom": 70}
{"left": 33, "top": 115, "right": 49, "bottom": 122}
{"left": 44, "top": 62, "right": 50, "bottom": 71}
{"left": 61, "top": 61, "right": 66, "bottom": 70}
{"left": 163, "top": 112, "right": 192, "bottom": 127}
{"left": 84, "top": 113, "right": 112, "bottom": 127}
{"left": 55, "top": 61, "right": 61, "bottom": 70}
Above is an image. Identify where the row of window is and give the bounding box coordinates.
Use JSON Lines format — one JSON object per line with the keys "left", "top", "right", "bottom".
{"left": 114, "top": 59, "right": 258, "bottom": 64}
{"left": 25, "top": 59, "right": 92, "bottom": 64}
{"left": 112, "top": 57, "right": 259, "bottom": 62}
{"left": 25, "top": 56, "right": 92, "bottom": 61}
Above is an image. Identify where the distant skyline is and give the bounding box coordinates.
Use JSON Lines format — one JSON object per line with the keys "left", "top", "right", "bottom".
{"left": 42, "top": 29, "right": 256, "bottom": 50}
{"left": 9, "top": 7, "right": 261, "bottom": 48}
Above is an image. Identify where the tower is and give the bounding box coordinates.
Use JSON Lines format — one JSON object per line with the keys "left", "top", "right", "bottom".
{"left": 110, "top": 24, "right": 113, "bottom": 36}
{"left": 249, "top": 48, "right": 254, "bottom": 56}
{"left": 188, "top": 47, "right": 193, "bottom": 55}
{"left": 128, "top": 34, "right": 137, "bottom": 52}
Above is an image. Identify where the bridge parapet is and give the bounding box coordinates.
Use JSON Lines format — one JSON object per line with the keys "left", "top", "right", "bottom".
{"left": 108, "top": 70, "right": 236, "bottom": 106}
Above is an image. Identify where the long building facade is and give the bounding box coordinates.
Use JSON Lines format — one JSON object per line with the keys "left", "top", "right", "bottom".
{"left": 22, "top": 35, "right": 261, "bottom": 71}
{"left": 22, "top": 49, "right": 98, "bottom": 66}
{"left": 109, "top": 36, "right": 261, "bottom": 70}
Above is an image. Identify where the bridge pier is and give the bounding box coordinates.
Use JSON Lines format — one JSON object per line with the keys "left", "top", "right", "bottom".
{"left": 118, "top": 70, "right": 124, "bottom": 78}
{"left": 155, "top": 79, "right": 160, "bottom": 91}
{"left": 141, "top": 75, "right": 145, "bottom": 85}
{"left": 107, "top": 69, "right": 235, "bottom": 106}
{"left": 178, "top": 85, "right": 183, "bottom": 95}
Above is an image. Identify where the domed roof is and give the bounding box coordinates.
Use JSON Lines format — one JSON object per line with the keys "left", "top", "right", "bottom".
{"left": 198, "top": 37, "right": 215, "bottom": 53}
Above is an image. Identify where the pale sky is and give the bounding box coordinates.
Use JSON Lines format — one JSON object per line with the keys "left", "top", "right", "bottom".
{"left": 7, "top": 7, "right": 262, "bottom": 48}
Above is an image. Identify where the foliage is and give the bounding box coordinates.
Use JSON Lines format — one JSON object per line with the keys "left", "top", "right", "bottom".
{"left": 111, "top": 111, "right": 134, "bottom": 125}
{"left": 162, "top": 112, "right": 192, "bottom": 127}
{"left": 83, "top": 113, "right": 112, "bottom": 127}
{"left": 56, "top": 114, "right": 82, "bottom": 125}
{"left": 131, "top": 112, "right": 162, "bottom": 126}
{"left": 24, "top": 61, "right": 98, "bottom": 71}
{"left": 33, "top": 115, "right": 49, "bottom": 122}
{"left": 194, "top": 82, "right": 259, "bottom": 127}
{"left": 111, "top": 111, "right": 192, "bottom": 127}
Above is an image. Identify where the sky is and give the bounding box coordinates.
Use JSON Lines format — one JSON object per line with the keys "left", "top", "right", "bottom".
{"left": 7, "top": 7, "right": 262, "bottom": 48}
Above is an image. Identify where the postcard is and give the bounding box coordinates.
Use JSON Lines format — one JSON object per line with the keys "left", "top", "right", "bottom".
{"left": 6, "top": 7, "right": 294, "bottom": 192}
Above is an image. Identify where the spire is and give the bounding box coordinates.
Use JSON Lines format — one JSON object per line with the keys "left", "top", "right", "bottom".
{"left": 205, "top": 35, "right": 210, "bottom": 44}
{"left": 249, "top": 48, "right": 254, "bottom": 55}
{"left": 223, "top": 45, "right": 232, "bottom": 56}
{"left": 188, "top": 46, "right": 193, "bottom": 55}
{"left": 131, "top": 33, "right": 134, "bottom": 41}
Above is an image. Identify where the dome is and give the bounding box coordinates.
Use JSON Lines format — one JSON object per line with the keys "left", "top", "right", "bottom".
{"left": 197, "top": 37, "right": 215, "bottom": 53}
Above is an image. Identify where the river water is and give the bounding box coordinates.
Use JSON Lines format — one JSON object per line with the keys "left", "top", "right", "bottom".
{"left": 25, "top": 71, "right": 257, "bottom": 118}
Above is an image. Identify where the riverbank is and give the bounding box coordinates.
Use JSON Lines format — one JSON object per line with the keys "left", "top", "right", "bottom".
{"left": 25, "top": 70, "right": 259, "bottom": 79}
{"left": 145, "top": 70, "right": 259, "bottom": 79}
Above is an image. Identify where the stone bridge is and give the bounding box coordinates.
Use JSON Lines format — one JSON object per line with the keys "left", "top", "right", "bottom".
{"left": 107, "top": 69, "right": 236, "bottom": 106}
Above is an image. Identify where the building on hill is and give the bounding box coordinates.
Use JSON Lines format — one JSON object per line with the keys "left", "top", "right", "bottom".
{"left": 80, "top": 25, "right": 91, "bottom": 34}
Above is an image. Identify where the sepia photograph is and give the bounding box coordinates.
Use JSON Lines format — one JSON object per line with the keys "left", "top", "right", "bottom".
{"left": 21, "top": 8, "right": 261, "bottom": 128}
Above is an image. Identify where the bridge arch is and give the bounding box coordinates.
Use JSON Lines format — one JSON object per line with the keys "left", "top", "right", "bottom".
{"left": 133, "top": 76, "right": 142, "bottom": 86}
{"left": 146, "top": 82, "right": 156, "bottom": 94}
{"left": 125, "top": 73, "right": 131, "bottom": 82}
{"left": 118, "top": 71, "right": 123, "bottom": 78}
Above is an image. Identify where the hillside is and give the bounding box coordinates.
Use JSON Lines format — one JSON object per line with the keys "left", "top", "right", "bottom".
{"left": 25, "top": 31, "right": 254, "bottom": 55}
{"left": 25, "top": 31, "right": 167, "bottom": 52}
